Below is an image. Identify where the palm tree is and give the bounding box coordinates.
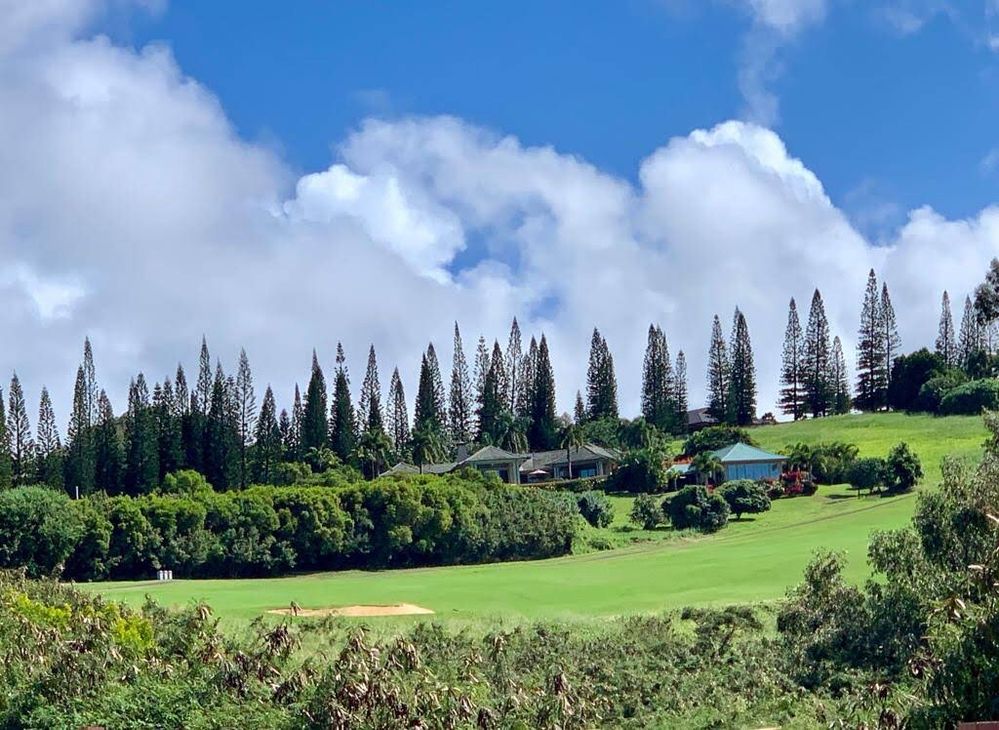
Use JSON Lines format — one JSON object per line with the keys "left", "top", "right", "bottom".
{"left": 305, "top": 445, "right": 339, "bottom": 473}
{"left": 355, "top": 428, "right": 393, "bottom": 479}
{"left": 691, "top": 452, "right": 724, "bottom": 486}
{"left": 494, "top": 410, "right": 528, "bottom": 454}
{"left": 559, "top": 422, "right": 585, "bottom": 479}
{"left": 410, "top": 425, "right": 446, "bottom": 474}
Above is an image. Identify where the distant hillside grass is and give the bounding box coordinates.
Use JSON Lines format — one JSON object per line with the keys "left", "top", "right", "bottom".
{"left": 752, "top": 412, "right": 986, "bottom": 485}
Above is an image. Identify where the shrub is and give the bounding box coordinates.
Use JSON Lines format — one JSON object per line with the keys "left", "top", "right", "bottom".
{"left": 884, "top": 442, "right": 922, "bottom": 493}
{"left": 667, "top": 486, "right": 731, "bottom": 533}
{"left": 938, "top": 378, "right": 999, "bottom": 415}
{"left": 682, "top": 425, "right": 756, "bottom": 457}
{"left": 916, "top": 370, "right": 968, "bottom": 412}
{"left": 629, "top": 494, "right": 663, "bottom": 530}
{"left": 576, "top": 491, "right": 614, "bottom": 528}
{"left": 847, "top": 457, "right": 886, "bottom": 494}
{"left": 718, "top": 480, "right": 771, "bottom": 520}
{"left": 0, "top": 487, "right": 83, "bottom": 577}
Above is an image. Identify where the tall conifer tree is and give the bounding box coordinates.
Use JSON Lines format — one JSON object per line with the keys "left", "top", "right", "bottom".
{"left": 706, "top": 315, "right": 730, "bottom": 423}
{"left": 125, "top": 374, "right": 158, "bottom": 494}
{"left": 329, "top": 344, "right": 357, "bottom": 462}
{"left": 881, "top": 282, "right": 901, "bottom": 399}
{"left": 936, "top": 291, "right": 957, "bottom": 368}
{"left": 641, "top": 325, "right": 675, "bottom": 432}
{"left": 804, "top": 289, "right": 833, "bottom": 417}
{"left": 449, "top": 324, "right": 474, "bottom": 443}
{"left": 674, "top": 351, "right": 688, "bottom": 434}
{"left": 66, "top": 366, "right": 95, "bottom": 493}
{"left": 35, "top": 386, "right": 62, "bottom": 488}
{"left": 253, "top": 385, "right": 282, "bottom": 483}
{"left": 301, "top": 350, "right": 328, "bottom": 452}
{"left": 290, "top": 384, "right": 304, "bottom": 461}
{"left": 0, "top": 387, "right": 9, "bottom": 488}
{"left": 358, "top": 345, "right": 384, "bottom": 434}
{"left": 477, "top": 342, "right": 506, "bottom": 442}
{"left": 505, "top": 318, "right": 523, "bottom": 412}
{"left": 574, "top": 391, "right": 586, "bottom": 425}
{"left": 586, "top": 328, "right": 618, "bottom": 421}
{"left": 830, "top": 336, "right": 851, "bottom": 415}
{"left": 517, "top": 337, "right": 538, "bottom": 421}
{"left": 7, "top": 373, "right": 33, "bottom": 485}
{"left": 234, "top": 349, "right": 256, "bottom": 487}
{"left": 386, "top": 367, "right": 410, "bottom": 456}
{"left": 959, "top": 295, "right": 983, "bottom": 370}
{"left": 526, "top": 335, "right": 558, "bottom": 449}
{"left": 779, "top": 298, "right": 806, "bottom": 419}
{"left": 727, "top": 308, "right": 757, "bottom": 426}
{"left": 94, "top": 390, "right": 123, "bottom": 493}
{"left": 153, "top": 380, "right": 182, "bottom": 482}
{"left": 415, "top": 345, "right": 447, "bottom": 437}
{"left": 855, "top": 269, "right": 885, "bottom": 411}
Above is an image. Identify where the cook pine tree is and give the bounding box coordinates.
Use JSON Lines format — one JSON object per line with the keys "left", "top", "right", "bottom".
{"left": 779, "top": 298, "right": 806, "bottom": 420}
{"left": 726, "top": 308, "right": 757, "bottom": 426}
{"left": 855, "top": 269, "right": 885, "bottom": 412}
{"left": 830, "top": 336, "right": 851, "bottom": 415}
{"left": 329, "top": 343, "right": 357, "bottom": 462}
{"left": 448, "top": 323, "right": 474, "bottom": 444}
{"left": 935, "top": 291, "right": 957, "bottom": 368}
{"left": 386, "top": 367, "right": 411, "bottom": 456}
{"left": 706, "top": 315, "right": 730, "bottom": 423}
{"left": 881, "top": 282, "right": 901, "bottom": 398}
{"left": 804, "top": 289, "right": 833, "bottom": 418}
{"left": 586, "top": 328, "right": 618, "bottom": 421}
{"left": 358, "top": 345, "right": 384, "bottom": 434}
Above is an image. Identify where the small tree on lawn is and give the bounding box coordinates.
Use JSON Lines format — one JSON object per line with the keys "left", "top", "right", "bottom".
{"left": 719, "top": 480, "right": 771, "bottom": 520}
{"left": 885, "top": 442, "right": 922, "bottom": 493}
{"left": 847, "top": 457, "right": 887, "bottom": 496}
{"left": 629, "top": 493, "right": 663, "bottom": 530}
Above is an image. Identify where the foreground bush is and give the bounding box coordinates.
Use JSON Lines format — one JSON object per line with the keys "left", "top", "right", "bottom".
{"left": 0, "top": 470, "right": 579, "bottom": 580}
{"left": 0, "top": 570, "right": 875, "bottom": 729}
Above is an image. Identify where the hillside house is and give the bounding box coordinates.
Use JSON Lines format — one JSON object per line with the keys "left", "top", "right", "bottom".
{"left": 385, "top": 443, "right": 620, "bottom": 485}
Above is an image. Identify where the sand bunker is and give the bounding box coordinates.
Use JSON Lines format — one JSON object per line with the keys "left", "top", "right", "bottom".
{"left": 268, "top": 603, "right": 434, "bottom": 618}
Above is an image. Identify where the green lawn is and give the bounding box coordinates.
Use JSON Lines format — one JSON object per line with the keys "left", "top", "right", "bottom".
{"left": 87, "top": 413, "right": 986, "bottom": 623}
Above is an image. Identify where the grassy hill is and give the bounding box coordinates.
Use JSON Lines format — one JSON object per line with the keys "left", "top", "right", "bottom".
{"left": 87, "top": 412, "right": 986, "bottom": 623}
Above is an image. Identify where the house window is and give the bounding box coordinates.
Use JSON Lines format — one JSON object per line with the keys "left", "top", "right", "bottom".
{"left": 578, "top": 466, "right": 597, "bottom": 478}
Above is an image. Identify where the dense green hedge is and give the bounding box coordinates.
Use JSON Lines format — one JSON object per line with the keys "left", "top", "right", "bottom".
{"left": 0, "top": 470, "right": 579, "bottom": 580}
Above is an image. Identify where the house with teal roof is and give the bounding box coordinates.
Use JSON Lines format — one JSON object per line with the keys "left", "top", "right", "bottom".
{"left": 710, "top": 443, "right": 787, "bottom": 482}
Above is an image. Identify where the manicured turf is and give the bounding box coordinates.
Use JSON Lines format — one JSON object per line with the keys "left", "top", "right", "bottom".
{"left": 87, "top": 413, "right": 986, "bottom": 622}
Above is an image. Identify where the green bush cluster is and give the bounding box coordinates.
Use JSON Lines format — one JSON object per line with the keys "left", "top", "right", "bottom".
{"left": 0, "top": 470, "right": 579, "bottom": 580}
{"left": 682, "top": 425, "right": 756, "bottom": 457}
{"left": 575, "top": 490, "right": 613, "bottom": 528}
{"left": 718, "top": 480, "right": 771, "bottom": 519}
{"left": 938, "top": 378, "right": 999, "bottom": 415}
{"left": 667, "top": 485, "right": 730, "bottom": 533}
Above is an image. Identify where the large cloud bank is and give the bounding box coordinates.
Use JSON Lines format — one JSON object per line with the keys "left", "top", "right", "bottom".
{"left": 2, "top": 0, "right": 999, "bottom": 429}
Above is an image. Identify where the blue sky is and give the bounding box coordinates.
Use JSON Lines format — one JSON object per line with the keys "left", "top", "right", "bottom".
{"left": 115, "top": 1, "right": 999, "bottom": 230}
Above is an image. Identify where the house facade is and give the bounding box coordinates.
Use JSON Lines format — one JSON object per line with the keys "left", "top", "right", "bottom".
{"left": 385, "top": 443, "right": 620, "bottom": 485}
{"left": 711, "top": 443, "right": 786, "bottom": 481}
